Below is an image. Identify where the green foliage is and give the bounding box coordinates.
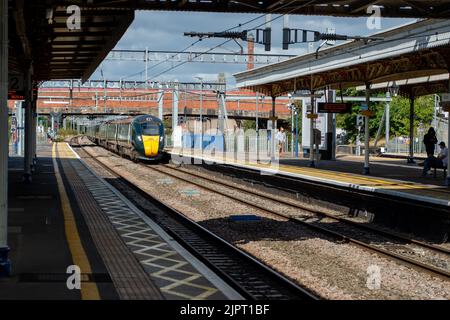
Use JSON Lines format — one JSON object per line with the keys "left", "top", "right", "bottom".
{"left": 336, "top": 90, "right": 435, "bottom": 143}
{"left": 163, "top": 118, "right": 172, "bottom": 135}
{"left": 55, "top": 128, "right": 78, "bottom": 141}
{"left": 336, "top": 105, "right": 364, "bottom": 143}
{"left": 389, "top": 95, "right": 434, "bottom": 136}
{"left": 57, "top": 128, "right": 78, "bottom": 137}
{"left": 241, "top": 120, "right": 256, "bottom": 131}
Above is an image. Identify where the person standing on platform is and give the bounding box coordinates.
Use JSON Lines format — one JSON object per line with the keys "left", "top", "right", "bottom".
{"left": 423, "top": 127, "right": 438, "bottom": 157}
{"left": 276, "top": 127, "right": 286, "bottom": 155}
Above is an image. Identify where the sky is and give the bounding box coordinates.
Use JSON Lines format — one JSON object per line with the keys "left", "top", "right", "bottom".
{"left": 91, "top": 11, "right": 414, "bottom": 88}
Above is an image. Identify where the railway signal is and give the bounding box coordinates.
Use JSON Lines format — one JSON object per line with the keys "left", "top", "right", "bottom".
{"left": 356, "top": 115, "right": 364, "bottom": 128}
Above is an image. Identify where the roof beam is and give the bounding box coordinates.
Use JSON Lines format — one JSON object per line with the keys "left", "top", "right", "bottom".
{"left": 51, "top": 31, "right": 112, "bottom": 37}
{"left": 45, "top": 0, "right": 450, "bottom": 18}
{"left": 82, "top": 11, "right": 134, "bottom": 81}
{"left": 350, "top": 0, "right": 382, "bottom": 14}
{"left": 13, "top": 0, "right": 31, "bottom": 61}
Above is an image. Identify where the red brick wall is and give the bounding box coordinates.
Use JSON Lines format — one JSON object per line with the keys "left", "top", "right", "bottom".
{"left": 8, "top": 87, "right": 291, "bottom": 117}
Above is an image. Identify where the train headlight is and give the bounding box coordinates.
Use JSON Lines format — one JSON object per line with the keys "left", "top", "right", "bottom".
{"left": 137, "top": 135, "right": 142, "bottom": 142}
{"left": 159, "top": 136, "right": 163, "bottom": 142}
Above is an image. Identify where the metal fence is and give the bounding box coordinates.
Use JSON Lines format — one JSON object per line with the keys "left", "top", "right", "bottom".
{"left": 386, "top": 137, "right": 426, "bottom": 154}
{"left": 166, "top": 129, "right": 295, "bottom": 156}
{"left": 386, "top": 120, "right": 448, "bottom": 155}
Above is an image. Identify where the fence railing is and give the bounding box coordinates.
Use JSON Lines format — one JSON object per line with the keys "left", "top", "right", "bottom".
{"left": 386, "top": 121, "right": 448, "bottom": 155}
{"left": 166, "top": 129, "right": 296, "bottom": 157}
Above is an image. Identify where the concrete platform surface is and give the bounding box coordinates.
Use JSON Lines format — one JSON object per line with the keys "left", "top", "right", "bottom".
{"left": 0, "top": 143, "right": 240, "bottom": 300}
{"left": 168, "top": 150, "right": 450, "bottom": 207}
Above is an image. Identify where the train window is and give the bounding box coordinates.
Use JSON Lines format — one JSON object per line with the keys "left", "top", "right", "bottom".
{"left": 118, "top": 124, "right": 129, "bottom": 141}
{"left": 141, "top": 123, "right": 159, "bottom": 136}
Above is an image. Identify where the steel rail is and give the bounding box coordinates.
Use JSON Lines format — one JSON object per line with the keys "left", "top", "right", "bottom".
{"left": 73, "top": 138, "right": 319, "bottom": 300}
{"left": 144, "top": 163, "right": 450, "bottom": 281}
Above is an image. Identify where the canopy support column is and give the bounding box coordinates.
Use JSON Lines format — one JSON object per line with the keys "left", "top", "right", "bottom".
{"left": 31, "top": 98, "right": 37, "bottom": 169}
{"left": 255, "top": 92, "right": 259, "bottom": 161}
{"left": 309, "top": 91, "right": 315, "bottom": 168}
{"left": 407, "top": 94, "right": 415, "bottom": 164}
{"left": 172, "top": 86, "right": 179, "bottom": 133}
{"left": 0, "top": 0, "right": 10, "bottom": 277}
{"left": 385, "top": 92, "right": 391, "bottom": 152}
{"left": 447, "top": 116, "right": 450, "bottom": 186}
{"left": 157, "top": 84, "right": 163, "bottom": 120}
{"left": 447, "top": 80, "right": 450, "bottom": 187}
{"left": 271, "top": 96, "right": 277, "bottom": 161}
{"left": 23, "top": 68, "right": 32, "bottom": 183}
{"left": 363, "top": 83, "right": 371, "bottom": 175}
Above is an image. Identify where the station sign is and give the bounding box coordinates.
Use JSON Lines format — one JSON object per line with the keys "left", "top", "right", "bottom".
{"left": 8, "top": 74, "right": 25, "bottom": 100}
{"left": 306, "top": 113, "right": 318, "bottom": 119}
{"left": 8, "top": 74, "right": 38, "bottom": 101}
{"left": 441, "top": 93, "right": 450, "bottom": 112}
{"left": 441, "top": 102, "right": 450, "bottom": 112}
{"left": 441, "top": 93, "right": 450, "bottom": 102}
{"left": 317, "top": 102, "right": 351, "bottom": 114}
{"left": 360, "top": 103, "right": 368, "bottom": 111}
{"left": 360, "top": 110, "right": 375, "bottom": 117}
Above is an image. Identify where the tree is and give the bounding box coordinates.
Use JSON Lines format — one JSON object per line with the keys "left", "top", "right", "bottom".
{"left": 389, "top": 95, "right": 434, "bottom": 137}
{"left": 336, "top": 88, "right": 435, "bottom": 144}
{"left": 241, "top": 120, "right": 256, "bottom": 131}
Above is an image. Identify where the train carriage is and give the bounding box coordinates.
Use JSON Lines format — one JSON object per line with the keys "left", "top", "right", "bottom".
{"left": 87, "top": 115, "right": 165, "bottom": 161}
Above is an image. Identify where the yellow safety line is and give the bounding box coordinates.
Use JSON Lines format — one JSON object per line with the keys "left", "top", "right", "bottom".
{"left": 212, "top": 154, "right": 409, "bottom": 187}
{"left": 185, "top": 152, "right": 441, "bottom": 191}
{"left": 277, "top": 165, "right": 416, "bottom": 188}
{"left": 52, "top": 143, "right": 100, "bottom": 300}
{"left": 276, "top": 164, "right": 446, "bottom": 191}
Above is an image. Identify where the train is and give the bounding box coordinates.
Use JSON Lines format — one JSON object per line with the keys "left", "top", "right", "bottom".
{"left": 85, "top": 115, "right": 167, "bottom": 161}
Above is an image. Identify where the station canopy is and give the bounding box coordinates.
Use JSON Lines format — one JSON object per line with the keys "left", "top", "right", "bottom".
{"left": 14, "top": 1, "right": 450, "bottom": 19}
{"left": 8, "top": 1, "right": 134, "bottom": 81}
{"left": 234, "top": 19, "right": 450, "bottom": 97}
{"left": 8, "top": 1, "right": 450, "bottom": 83}
{"left": 355, "top": 74, "right": 450, "bottom": 97}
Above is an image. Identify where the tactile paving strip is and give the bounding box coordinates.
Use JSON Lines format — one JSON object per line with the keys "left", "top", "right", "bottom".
{"left": 57, "top": 144, "right": 163, "bottom": 300}
{"left": 61, "top": 146, "right": 227, "bottom": 300}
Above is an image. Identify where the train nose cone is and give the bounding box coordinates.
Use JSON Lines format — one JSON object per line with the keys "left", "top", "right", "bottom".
{"left": 142, "top": 135, "right": 159, "bottom": 157}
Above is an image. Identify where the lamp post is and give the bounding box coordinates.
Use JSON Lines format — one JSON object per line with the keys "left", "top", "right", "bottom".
{"left": 386, "top": 81, "right": 399, "bottom": 154}
{"left": 194, "top": 76, "right": 203, "bottom": 150}
{"left": 287, "top": 100, "right": 299, "bottom": 158}
{"left": 256, "top": 94, "right": 264, "bottom": 160}
{"left": 384, "top": 91, "right": 391, "bottom": 152}
{"left": 287, "top": 99, "right": 294, "bottom": 157}
{"left": 434, "top": 94, "right": 440, "bottom": 131}
{"left": 286, "top": 102, "right": 295, "bottom": 157}
{"left": 295, "top": 107, "right": 299, "bottom": 158}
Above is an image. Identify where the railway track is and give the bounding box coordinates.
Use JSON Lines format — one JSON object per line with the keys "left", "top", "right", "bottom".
{"left": 207, "top": 161, "right": 450, "bottom": 244}
{"left": 140, "top": 162, "right": 450, "bottom": 281}
{"left": 158, "top": 164, "right": 450, "bottom": 254}
{"left": 72, "top": 138, "right": 319, "bottom": 300}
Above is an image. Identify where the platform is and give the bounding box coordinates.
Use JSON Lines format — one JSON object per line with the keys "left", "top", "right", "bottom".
{"left": 168, "top": 150, "right": 450, "bottom": 208}
{"left": 0, "top": 143, "right": 241, "bottom": 300}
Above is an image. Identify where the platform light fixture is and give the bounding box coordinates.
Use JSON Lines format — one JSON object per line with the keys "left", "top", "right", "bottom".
{"left": 388, "top": 81, "right": 399, "bottom": 97}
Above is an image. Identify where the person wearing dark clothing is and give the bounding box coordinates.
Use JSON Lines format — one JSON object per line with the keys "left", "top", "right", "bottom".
{"left": 423, "top": 127, "right": 438, "bottom": 157}
{"left": 423, "top": 142, "right": 448, "bottom": 177}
